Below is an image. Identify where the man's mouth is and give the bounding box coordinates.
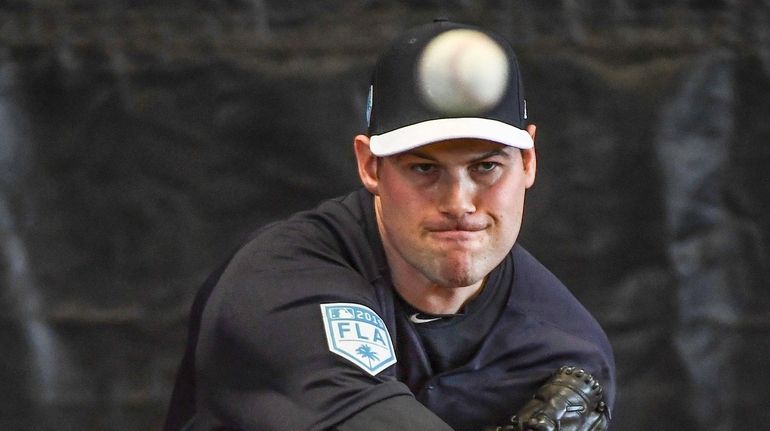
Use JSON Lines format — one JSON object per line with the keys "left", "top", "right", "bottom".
{"left": 425, "top": 219, "right": 488, "bottom": 233}
{"left": 425, "top": 221, "right": 488, "bottom": 242}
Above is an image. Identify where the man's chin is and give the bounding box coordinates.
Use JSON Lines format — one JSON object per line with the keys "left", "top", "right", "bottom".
{"left": 428, "top": 252, "right": 504, "bottom": 288}
{"left": 431, "top": 267, "right": 485, "bottom": 289}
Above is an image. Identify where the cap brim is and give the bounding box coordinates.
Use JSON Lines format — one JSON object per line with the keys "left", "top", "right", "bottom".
{"left": 369, "top": 117, "right": 533, "bottom": 156}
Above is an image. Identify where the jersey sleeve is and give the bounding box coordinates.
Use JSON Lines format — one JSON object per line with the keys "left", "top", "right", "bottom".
{"left": 192, "top": 242, "right": 414, "bottom": 430}
{"left": 334, "top": 395, "right": 453, "bottom": 431}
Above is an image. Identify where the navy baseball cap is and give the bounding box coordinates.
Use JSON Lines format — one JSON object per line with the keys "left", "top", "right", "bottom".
{"left": 365, "top": 20, "right": 532, "bottom": 156}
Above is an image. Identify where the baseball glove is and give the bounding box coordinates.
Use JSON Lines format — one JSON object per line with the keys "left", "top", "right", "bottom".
{"left": 485, "top": 366, "right": 610, "bottom": 431}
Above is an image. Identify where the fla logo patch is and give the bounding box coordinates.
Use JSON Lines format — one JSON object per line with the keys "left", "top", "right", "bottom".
{"left": 320, "top": 303, "right": 396, "bottom": 376}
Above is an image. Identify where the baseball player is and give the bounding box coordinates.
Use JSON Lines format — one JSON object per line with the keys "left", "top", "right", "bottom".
{"left": 164, "top": 20, "right": 616, "bottom": 431}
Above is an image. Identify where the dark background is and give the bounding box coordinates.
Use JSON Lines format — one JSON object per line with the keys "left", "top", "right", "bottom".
{"left": 1, "top": 1, "right": 769, "bottom": 430}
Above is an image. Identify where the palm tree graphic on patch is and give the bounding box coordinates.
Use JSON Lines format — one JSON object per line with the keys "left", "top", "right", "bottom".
{"left": 356, "top": 344, "right": 380, "bottom": 367}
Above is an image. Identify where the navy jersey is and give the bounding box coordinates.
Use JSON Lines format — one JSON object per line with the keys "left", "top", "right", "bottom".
{"left": 165, "top": 189, "right": 615, "bottom": 431}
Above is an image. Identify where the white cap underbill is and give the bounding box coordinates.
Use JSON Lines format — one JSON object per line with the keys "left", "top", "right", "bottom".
{"left": 369, "top": 117, "right": 534, "bottom": 156}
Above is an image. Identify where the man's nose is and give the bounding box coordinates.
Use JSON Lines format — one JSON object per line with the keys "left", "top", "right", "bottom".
{"left": 437, "top": 175, "right": 476, "bottom": 218}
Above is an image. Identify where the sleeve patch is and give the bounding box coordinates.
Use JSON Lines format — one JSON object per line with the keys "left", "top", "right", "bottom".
{"left": 320, "top": 303, "right": 397, "bottom": 376}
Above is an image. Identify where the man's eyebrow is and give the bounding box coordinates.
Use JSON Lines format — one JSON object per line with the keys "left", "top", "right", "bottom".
{"left": 470, "top": 148, "right": 512, "bottom": 163}
{"left": 397, "top": 147, "right": 513, "bottom": 162}
{"left": 397, "top": 150, "right": 437, "bottom": 161}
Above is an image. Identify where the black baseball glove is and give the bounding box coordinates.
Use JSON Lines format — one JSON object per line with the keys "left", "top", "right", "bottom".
{"left": 485, "top": 366, "right": 610, "bottom": 431}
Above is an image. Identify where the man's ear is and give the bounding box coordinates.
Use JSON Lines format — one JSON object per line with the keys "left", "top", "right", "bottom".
{"left": 522, "top": 124, "right": 537, "bottom": 189}
{"left": 526, "top": 123, "right": 537, "bottom": 142}
{"left": 353, "top": 134, "right": 380, "bottom": 195}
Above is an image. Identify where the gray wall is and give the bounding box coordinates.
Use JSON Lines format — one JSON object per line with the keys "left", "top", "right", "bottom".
{"left": 1, "top": 1, "right": 769, "bottom": 430}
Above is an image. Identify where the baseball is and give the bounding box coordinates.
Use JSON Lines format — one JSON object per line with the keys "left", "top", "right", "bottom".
{"left": 417, "top": 29, "right": 510, "bottom": 115}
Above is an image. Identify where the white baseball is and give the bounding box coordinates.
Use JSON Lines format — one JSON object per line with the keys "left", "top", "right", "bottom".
{"left": 417, "top": 29, "right": 510, "bottom": 115}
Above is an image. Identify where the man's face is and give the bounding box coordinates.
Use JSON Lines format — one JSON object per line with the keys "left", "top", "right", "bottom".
{"left": 360, "top": 137, "right": 536, "bottom": 289}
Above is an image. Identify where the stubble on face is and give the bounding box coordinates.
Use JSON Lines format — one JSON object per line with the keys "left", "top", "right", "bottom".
{"left": 380, "top": 202, "right": 524, "bottom": 291}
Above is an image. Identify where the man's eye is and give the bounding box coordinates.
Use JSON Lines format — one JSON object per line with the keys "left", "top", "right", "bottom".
{"left": 474, "top": 162, "right": 499, "bottom": 173}
{"left": 411, "top": 163, "right": 436, "bottom": 174}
